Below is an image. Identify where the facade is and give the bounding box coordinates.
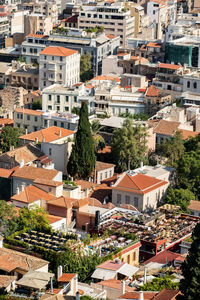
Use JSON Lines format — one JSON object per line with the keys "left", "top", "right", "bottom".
{"left": 145, "top": 85, "right": 172, "bottom": 115}
{"left": 188, "top": 200, "right": 200, "bottom": 217}
{"left": 42, "top": 111, "right": 79, "bottom": 131}
{"left": 14, "top": 108, "right": 43, "bottom": 132}
{"left": 77, "top": 4, "right": 134, "bottom": 46}
{"left": 112, "top": 172, "right": 168, "bottom": 212}
{"left": 42, "top": 83, "right": 94, "bottom": 114}
{"left": 95, "top": 161, "right": 115, "bottom": 184}
{"left": 39, "top": 46, "right": 80, "bottom": 90}
{"left": 24, "top": 14, "right": 52, "bottom": 36}
{"left": 147, "top": 0, "right": 168, "bottom": 24}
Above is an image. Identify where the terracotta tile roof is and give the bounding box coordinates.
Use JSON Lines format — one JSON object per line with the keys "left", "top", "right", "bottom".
{"left": 31, "top": 90, "right": 41, "bottom": 97}
{"left": 12, "top": 165, "right": 59, "bottom": 181}
{"left": 0, "top": 247, "right": 48, "bottom": 273}
{"left": 61, "top": 15, "right": 78, "bottom": 23}
{"left": 119, "top": 291, "right": 157, "bottom": 299}
{"left": 88, "top": 198, "right": 102, "bottom": 207}
{"left": 58, "top": 273, "right": 75, "bottom": 282}
{"left": 101, "top": 173, "right": 121, "bottom": 186}
{"left": 90, "top": 183, "right": 112, "bottom": 202}
{"left": 152, "top": 289, "right": 181, "bottom": 300}
{"left": 144, "top": 250, "right": 182, "bottom": 265}
{"left": 147, "top": 42, "right": 161, "bottom": 48}
{"left": 178, "top": 129, "right": 199, "bottom": 140}
{"left": 34, "top": 155, "right": 52, "bottom": 165}
{"left": 33, "top": 178, "right": 63, "bottom": 187}
{"left": 27, "top": 34, "right": 48, "bottom": 38}
{"left": 40, "top": 46, "right": 78, "bottom": 57}
{"left": 0, "top": 118, "right": 14, "bottom": 126}
{"left": 0, "top": 275, "right": 17, "bottom": 288}
{"left": 11, "top": 185, "right": 55, "bottom": 204}
{"left": 154, "top": 120, "right": 180, "bottom": 136}
{"left": 158, "top": 63, "right": 181, "bottom": 70}
{"left": 97, "top": 279, "right": 135, "bottom": 292}
{"left": 97, "top": 260, "right": 125, "bottom": 271}
{"left": 96, "top": 161, "right": 115, "bottom": 172}
{"left": 0, "top": 168, "right": 14, "bottom": 178}
{"left": 117, "top": 53, "right": 128, "bottom": 56}
{"left": 74, "top": 180, "right": 98, "bottom": 190}
{"left": 0, "top": 143, "right": 43, "bottom": 166}
{"left": 15, "top": 108, "right": 43, "bottom": 116}
{"left": 114, "top": 173, "right": 168, "bottom": 195}
{"left": 47, "top": 197, "right": 88, "bottom": 209}
{"left": 20, "top": 126, "right": 74, "bottom": 143}
{"left": 91, "top": 75, "right": 120, "bottom": 82}
{"left": 188, "top": 200, "right": 200, "bottom": 212}
{"left": 146, "top": 85, "right": 161, "bottom": 97}
{"left": 98, "top": 145, "right": 111, "bottom": 154}
{"left": 120, "top": 204, "right": 138, "bottom": 211}
{"left": 46, "top": 214, "right": 63, "bottom": 224}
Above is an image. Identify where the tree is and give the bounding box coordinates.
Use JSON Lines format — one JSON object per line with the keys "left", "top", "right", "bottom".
{"left": 165, "top": 187, "right": 195, "bottom": 212}
{"left": 111, "top": 119, "right": 148, "bottom": 172}
{"left": 67, "top": 102, "right": 96, "bottom": 179}
{"left": 32, "top": 98, "right": 42, "bottom": 110}
{"left": 156, "top": 131, "right": 185, "bottom": 167}
{"left": 91, "top": 120, "right": 105, "bottom": 152}
{"left": 0, "top": 127, "right": 23, "bottom": 152}
{"left": 140, "top": 276, "right": 179, "bottom": 291}
{"left": 0, "top": 201, "right": 15, "bottom": 236}
{"left": 80, "top": 53, "right": 93, "bottom": 82}
{"left": 17, "top": 205, "right": 51, "bottom": 232}
{"left": 179, "top": 222, "right": 200, "bottom": 299}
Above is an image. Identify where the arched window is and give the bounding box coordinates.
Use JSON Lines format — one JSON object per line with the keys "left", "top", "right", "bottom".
{"left": 193, "top": 82, "right": 197, "bottom": 89}
{"left": 187, "top": 81, "right": 190, "bottom": 88}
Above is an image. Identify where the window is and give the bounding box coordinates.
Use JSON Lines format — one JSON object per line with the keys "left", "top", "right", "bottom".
{"left": 48, "top": 105, "right": 52, "bottom": 110}
{"left": 65, "top": 107, "right": 69, "bottom": 111}
{"left": 193, "top": 82, "right": 197, "bottom": 89}
{"left": 44, "top": 120, "right": 48, "bottom": 126}
{"left": 54, "top": 121, "right": 57, "bottom": 126}
{"left": 34, "top": 126, "right": 37, "bottom": 131}
{"left": 153, "top": 10, "right": 155, "bottom": 14}
{"left": 65, "top": 96, "right": 68, "bottom": 102}
{"left": 56, "top": 106, "right": 60, "bottom": 111}
{"left": 44, "top": 72, "right": 46, "bottom": 78}
{"left": 34, "top": 116, "right": 38, "bottom": 122}
{"left": 60, "top": 65, "right": 62, "bottom": 70}
{"left": 134, "top": 197, "right": 138, "bottom": 207}
{"left": 17, "top": 113, "right": 20, "bottom": 119}
{"left": 20, "top": 114, "right": 23, "bottom": 119}
{"left": 127, "top": 255, "right": 130, "bottom": 264}
{"left": 60, "top": 56, "right": 63, "bottom": 61}
{"left": 125, "top": 195, "right": 130, "bottom": 204}
{"left": 49, "top": 187, "right": 52, "bottom": 192}
{"left": 74, "top": 96, "right": 77, "bottom": 102}
{"left": 27, "top": 115, "right": 30, "bottom": 121}
{"left": 44, "top": 63, "right": 46, "bottom": 68}
{"left": 44, "top": 56, "right": 46, "bottom": 60}
{"left": 109, "top": 170, "right": 112, "bottom": 177}
{"left": 105, "top": 171, "right": 108, "bottom": 179}
{"left": 132, "top": 252, "right": 136, "bottom": 261}
{"left": 52, "top": 56, "right": 54, "bottom": 60}
{"left": 117, "top": 194, "right": 121, "bottom": 204}
{"left": 49, "top": 148, "right": 52, "bottom": 155}
{"left": 100, "top": 173, "right": 102, "bottom": 181}
{"left": 61, "top": 122, "right": 64, "bottom": 128}
{"left": 44, "top": 81, "right": 46, "bottom": 87}
{"left": 49, "top": 95, "right": 51, "bottom": 101}
{"left": 187, "top": 81, "right": 190, "bottom": 88}
{"left": 59, "top": 74, "right": 62, "bottom": 80}
{"left": 57, "top": 95, "right": 60, "bottom": 103}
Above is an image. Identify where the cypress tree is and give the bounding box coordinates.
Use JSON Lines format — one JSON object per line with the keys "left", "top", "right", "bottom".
{"left": 179, "top": 222, "right": 200, "bottom": 299}
{"left": 67, "top": 101, "right": 95, "bottom": 179}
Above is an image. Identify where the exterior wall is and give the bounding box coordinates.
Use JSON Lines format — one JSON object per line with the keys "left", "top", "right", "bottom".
{"left": 146, "top": 127, "right": 156, "bottom": 152}
{"left": 76, "top": 212, "right": 95, "bottom": 231}
{"left": 11, "top": 199, "right": 29, "bottom": 208}
{"left": 50, "top": 218, "right": 66, "bottom": 231}
{"left": 47, "top": 204, "right": 67, "bottom": 218}
{"left": 183, "top": 76, "right": 200, "bottom": 94}
{"left": 24, "top": 15, "right": 52, "bottom": 36}
{"left": 36, "top": 264, "right": 49, "bottom": 273}
{"left": 41, "top": 141, "right": 73, "bottom": 175}
{"left": 12, "top": 177, "right": 33, "bottom": 195}
{"left": 147, "top": 2, "right": 168, "bottom": 24}
{"left": 39, "top": 51, "right": 80, "bottom": 90}
{"left": 118, "top": 243, "right": 140, "bottom": 266}
{"left": 102, "top": 56, "right": 123, "bottom": 76}
{"left": 96, "top": 166, "right": 115, "bottom": 184}
{"left": 189, "top": 209, "right": 200, "bottom": 217}
{"left": 34, "top": 183, "right": 63, "bottom": 197}
{"left": 14, "top": 111, "right": 43, "bottom": 133}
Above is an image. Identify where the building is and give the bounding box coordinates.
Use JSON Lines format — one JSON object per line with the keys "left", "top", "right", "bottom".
{"left": 0, "top": 118, "right": 13, "bottom": 132}
{"left": 95, "top": 161, "right": 115, "bottom": 184}
{"left": 19, "top": 126, "right": 75, "bottom": 174}
{"left": 24, "top": 13, "right": 53, "bottom": 36}
{"left": 11, "top": 164, "right": 62, "bottom": 195}
{"left": 112, "top": 172, "right": 168, "bottom": 211}
{"left": 60, "top": 15, "right": 78, "bottom": 29}
{"left": 14, "top": 108, "right": 43, "bottom": 132}
{"left": 145, "top": 85, "right": 172, "bottom": 115}
{"left": 0, "top": 8, "right": 9, "bottom": 48}
{"left": 77, "top": 4, "right": 134, "bottom": 46}
{"left": 147, "top": 0, "right": 168, "bottom": 24}
{"left": 0, "top": 86, "right": 24, "bottom": 113}
{"left": 188, "top": 200, "right": 200, "bottom": 217}
{"left": 123, "top": 3, "right": 146, "bottom": 38}
{"left": 0, "top": 143, "right": 43, "bottom": 169}
{"left": 39, "top": 46, "right": 80, "bottom": 90}
{"left": 42, "top": 111, "right": 79, "bottom": 131}
{"left": 42, "top": 83, "right": 94, "bottom": 114}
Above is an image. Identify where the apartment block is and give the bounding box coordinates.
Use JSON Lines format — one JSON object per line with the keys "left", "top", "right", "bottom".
{"left": 78, "top": 4, "right": 134, "bottom": 46}
{"left": 39, "top": 46, "right": 80, "bottom": 90}
{"left": 24, "top": 13, "right": 53, "bottom": 36}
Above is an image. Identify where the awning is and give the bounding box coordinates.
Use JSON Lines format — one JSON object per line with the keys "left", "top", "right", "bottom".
{"left": 16, "top": 271, "right": 54, "bottom": 290}
{"left": 92, "top": 268, "right": 116, "bottom": 280}
{"left": 119, "top": 264, "right": 139, "bottom": 277}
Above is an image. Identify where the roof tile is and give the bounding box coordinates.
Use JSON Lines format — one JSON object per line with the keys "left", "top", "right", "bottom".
{"left": 40, "top": 46, "right": 78, "bottom": 57}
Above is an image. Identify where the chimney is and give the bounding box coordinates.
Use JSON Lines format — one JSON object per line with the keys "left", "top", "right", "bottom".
{"left": 76, "top": 292, "right": 80, "bottom": 300}
{"left": 42, "top": 138, "right": 45, "bottom": 143}
{"left": 21, "top": 184, "right": 25, "bottom": 192}
{"left": 140, "top": 162, "right": 143, "bottom": 170}
{"left": 138, "top": 291, "right": 144, "bottom": 300}
{"left": 35, "top": 137, "right": 39, "bottom": 144}
{"left": 121, "top": 280, "right": 125, "bottom": 295}
{"left": 25, "top": 128, "right": 28, "bottom": 135}
{"left": 59, "top": 130, "right": 62, "bottom": 137}
{"left": 0, "top": 235, "right": 3, "bottom": 248}
{"left": 57, "top": 265, "right": 63, "bottom": 279}
{"left": 16, "top": 187, "right": 20, "bottom": 195}
{"left": 19, "top": 159, "right": 24, "bottom": 168}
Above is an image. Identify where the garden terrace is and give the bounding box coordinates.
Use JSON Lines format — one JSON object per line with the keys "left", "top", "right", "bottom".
{"left": 97, "top": 213, "right": 199, "bottom": 261}
{"left": 13, "top": 230, "right": 78, "bottom": 252}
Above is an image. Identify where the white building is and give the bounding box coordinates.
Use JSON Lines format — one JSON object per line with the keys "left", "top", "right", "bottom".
{"left": 39, "top": 46, "right": 80, "bottom": 90}
{"left": 78, "top": 4, "right": 134, "bottom": 46}
{"left": 147, "top": 0, "right": 168, "bottom": 24}
{"left": 42, "top": 83, "right": 94, "bottom": 114}
{"left": 22, "top": 34, "right": 48, "bottom": 65}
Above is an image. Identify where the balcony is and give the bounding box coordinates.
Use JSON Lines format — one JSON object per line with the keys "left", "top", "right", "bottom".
{"left": 47, "top": 63, "right": 56, "bottom": 71}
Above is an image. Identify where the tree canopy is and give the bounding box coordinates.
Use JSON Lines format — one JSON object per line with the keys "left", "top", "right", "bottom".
{"left": 165, "top": 187, "right": 195, "bottom": 212}
{"left": 67, "top": 102, "right": 96, "bottom": 179}
{"left": 140, "top": 276, "right": 179, "bottom": 291}
{"left": 32, "top": 98, "right": 42, "bottom": 110}
{"left": 80, "top": 53, "right": 94, "bottom": 82}
{"left": 91, "top": 120, "right": 105, "bottom": 152}
{"left": 179, "top": 222, "right": 200, "bottom": 299}
{"left": 111, "top": 119, "right": 148, "bottom": 172}
{"left": 0, "top": 126, "right": 23, "bottom": 153}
